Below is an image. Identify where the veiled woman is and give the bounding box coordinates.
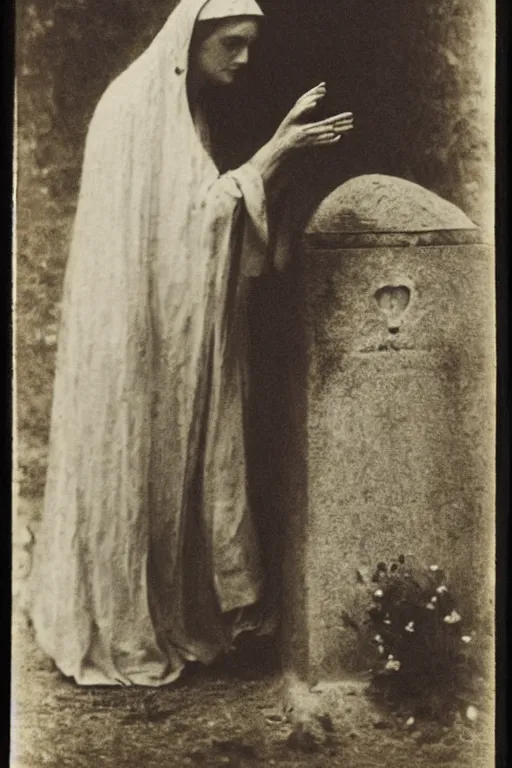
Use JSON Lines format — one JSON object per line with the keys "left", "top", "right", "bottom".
{"left": 30, "top": 0, "right": 353, "bottom": 686}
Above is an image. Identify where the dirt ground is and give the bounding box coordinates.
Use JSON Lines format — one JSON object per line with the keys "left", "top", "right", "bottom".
{"left": 12, "top": 512, "right": 493, "bottom": 768}
{"left": 11, "top": 619, "right": 493, "bottom": 768}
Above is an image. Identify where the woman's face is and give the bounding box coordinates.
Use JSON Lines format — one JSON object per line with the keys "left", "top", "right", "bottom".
{"left": 192, "top": 19, "right": 260, "bottom": 86}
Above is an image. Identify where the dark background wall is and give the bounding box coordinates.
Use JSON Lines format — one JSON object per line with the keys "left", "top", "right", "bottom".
{"left": 16, "top": 0, "right": 494, "bottom": 502}
{"left": 18, "top": 0, "right": 493, "bottom": 215}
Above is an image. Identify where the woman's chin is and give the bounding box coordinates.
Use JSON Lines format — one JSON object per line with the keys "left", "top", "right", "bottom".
{"left": 211, "top": 70, "right": 241, "bottom": 87}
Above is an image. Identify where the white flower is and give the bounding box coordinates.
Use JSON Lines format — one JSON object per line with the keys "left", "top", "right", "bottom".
{"left": 374, "top": 634, "right": 384, "bottom": 644}
{"left": 388, "top": 654, "right": 394, "bottom": 660}
{"left": 431, "top": 596, "right": 438, "bottom": 603}
{"left": 406, "top": 717, "right": 415, "bottom": 727}
{"left": 374, "top": 589, "right": 384, "bottom": 598}
{"left": 426, "top": 602, "right": 435, "bottom": 610}
{"left": 443, "top": 610, "right": 462, "bottom": 624}
{"left": 461, "top": 635, "right": 472, "bottom": 644}
{"left": 436, "top": 585, "right": 448, "bottom": 595}
{"left": 383, "top": 619, "right": 391, "bottom": 625}
{"left": 405, "top": 621, "right": 415, "bottom": 633}
{"left": 429, "top": 564, "right": 439, "bottom": 572}
{"left": 384, "top": 659, "right": 401, "bottom": 672}
{"left": 378, "top": 645, "right": 385, "bottom": 655}
{"left": 466, "top": 706, "right": 478, "bottom": 722}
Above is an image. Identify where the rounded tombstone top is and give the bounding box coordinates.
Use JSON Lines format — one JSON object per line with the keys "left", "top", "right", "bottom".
{"left": 305, "top": 174, "right": 480, "bottom": 248}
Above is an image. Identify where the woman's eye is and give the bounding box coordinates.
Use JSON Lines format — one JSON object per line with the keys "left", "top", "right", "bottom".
{"left": 223, "top": 36, "right": 250, "bottom": 53}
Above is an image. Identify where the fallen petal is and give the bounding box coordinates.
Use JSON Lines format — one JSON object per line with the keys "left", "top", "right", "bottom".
{"left": 444, "top": 610, "right": 462, "bottom": 624}
{"left": 466, "top": 706, "right": 478, "bottom": 722}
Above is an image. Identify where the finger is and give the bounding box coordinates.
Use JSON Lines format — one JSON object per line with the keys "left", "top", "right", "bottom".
{"left": 305, "top": 125, "right": 353, "bottom": 145}
{"left": 297, "top": 92, "right": 326, "bottom": 110}
{"left": 312, "top": 135, "right": 343, "bottom": 146}
{"left": 308, "top": 111, "right": 353, "bottom": 128}
{"left": 294, "top": 98, "right": 325, "bottom": 117}
{"left": 305, "top": 122, "right": 353, "bottom": 135}
{"left": 297, "top": 86, "right": 327, "bottom": 105}
{"left": 301, "top": 96, "right": 324, "bottom": 108}
{"left": 304, "top": 123, "right": 353, "bottom": 136}
{"left": 303, "top": 132, "right": 339, "bottom": 145}
{"left": 304, "top": 125, "right": 338, "bottom": 137}
{"left": 303, "top": 118, "right": 353, "bottom": 132}
{"left": 301, "top": 82, "right": 327, "bottom": 98}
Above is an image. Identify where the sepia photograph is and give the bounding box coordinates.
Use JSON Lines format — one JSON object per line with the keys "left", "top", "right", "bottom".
{"left": 12, "top": 0, "right": 497, "bottom": 765}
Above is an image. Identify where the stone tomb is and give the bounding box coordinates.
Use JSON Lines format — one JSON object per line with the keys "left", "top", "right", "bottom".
{"left": 279, "top": 175, "right": 495, "bottom": 692}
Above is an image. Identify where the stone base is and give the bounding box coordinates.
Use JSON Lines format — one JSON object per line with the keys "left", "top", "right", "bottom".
{"left": 280, "top": 672, "right": 400, "bottom": 751}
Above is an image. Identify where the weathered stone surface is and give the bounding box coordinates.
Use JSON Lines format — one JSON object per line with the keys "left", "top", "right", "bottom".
{"left": 304, "top": 228, "right": 482, "bottom": 250}
{"left": 305, "top": 175, "right": 478, "bottom": 239}
{"left": 303, "top": 243, "right": 494, "bottom": 679}
{"left": 281, "top": 176, "right": 495, "bottom": 685}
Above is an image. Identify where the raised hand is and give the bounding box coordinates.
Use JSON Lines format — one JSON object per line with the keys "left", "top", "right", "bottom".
{"left": 249, "top": 83, "right": 354, "bottom": 185}
{"left": 275, "top": 83, "right": 354, "bottom": 151}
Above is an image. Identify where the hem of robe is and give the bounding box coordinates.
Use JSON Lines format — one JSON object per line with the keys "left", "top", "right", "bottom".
{"left": 33, "top": 598, "right": 278, "bottom": 687}
{"left": 31, "top": 628, "right": 184, "bottom": 688}
{"left": 72, "top": 661, "right": 186, "bottom": 688}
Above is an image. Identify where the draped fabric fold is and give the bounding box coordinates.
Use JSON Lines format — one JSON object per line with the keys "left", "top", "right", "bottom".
{"left": 30, "top": 0, "right": 272, "bottom": 687}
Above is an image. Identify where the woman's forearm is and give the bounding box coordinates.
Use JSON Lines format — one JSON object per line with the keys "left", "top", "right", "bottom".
{"left": 248, "top": 137, "right": 290, "bottom": 187}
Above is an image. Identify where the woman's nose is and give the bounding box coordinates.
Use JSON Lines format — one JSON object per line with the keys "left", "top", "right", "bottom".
{"left": 233, "top": 46, "right": 249, "bottom": 65}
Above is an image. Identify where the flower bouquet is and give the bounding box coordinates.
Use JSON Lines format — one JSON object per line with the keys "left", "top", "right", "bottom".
{"left": 366, "top": 555, "right": 478, "bottom": 720}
